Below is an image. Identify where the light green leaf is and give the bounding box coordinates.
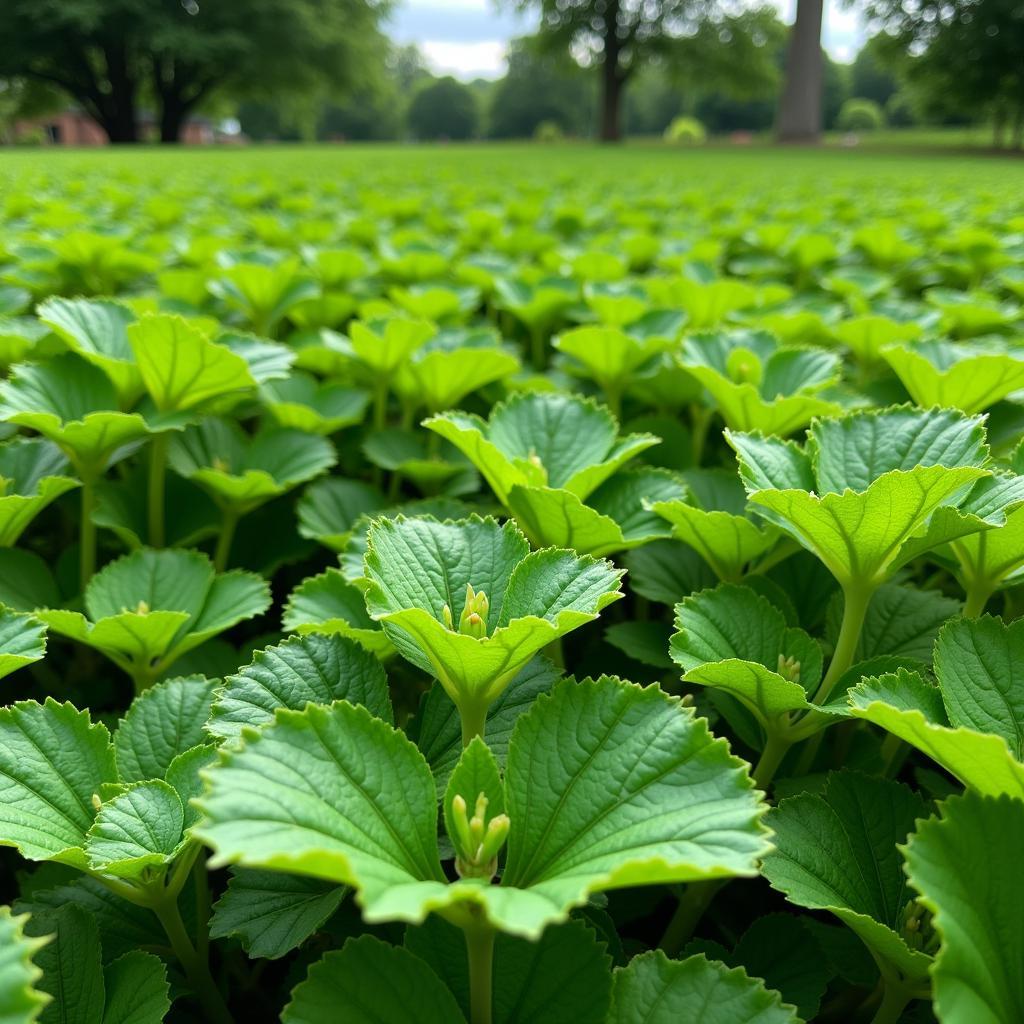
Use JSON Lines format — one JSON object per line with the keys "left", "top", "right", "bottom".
{"left": 115, "top": 675, "right": 216, "bottom": 783}
{"left": 37, "top": 297, "right": 141, "bottom": 403}
{"left": 101, "top": 951, "right": 170, "bottom": 1024}
{"left": 0, "top": 906, "right": 49, "bottom": 1024}
{"left": 0, "top": 438, "right": 79, "bottom": 547}
{"left": 297, "top": 478, "right": 385, "bottom": 552}
{"left": 424, "top": 392, "right": 657, "bottom": 505}
{"left": 25, "top": 906, "right": 104, "bottom": 1024}
{"left": 208, "top": 633, "right": 391, "bottom": 742}
{"left": 608, "top": 951, "right": 799, "bottom": 1024}
{"left": 404, "top": 343, "right": 520, "bottom": 413}
{"left": 261, "top": 372, "right": 370, "bottom": 434}
{"left": 762, "top": 771, "right": 933, "bottom": 983}
{"left": 554, "top": 324, "right": 665, "bottom": 390}
{"left": 282, "top": 936, "right": 464, "bottom": 1024}
{"left": 346, "top": 317, "right": 435, "bottom": 375}
{"left": 903, "top": 791, "right": 1024, "bottom": 1024}
{"left": 209, "top": 868, "right": 346, "bottom": 961}
{"left": 128, "top": 314, "right": 257, "bottom": 413}
{"left": 0, "top": 699, "right": 116, "bottom": 866}
{"left": 0, "top": 609, "right": 47, "bottom": 681}
{"left": 84, "top": 781, "right": 184, "bottom": 879}
{"left": 209, "top": 259, "right": 318, "bottom": 336}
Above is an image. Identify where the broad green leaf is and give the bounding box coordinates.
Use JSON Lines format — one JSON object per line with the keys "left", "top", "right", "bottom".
{"left": 622, "top": 539, "right": 718, "bottom": 606}
{"left": 608, "top": 951, "right": 799, "bottom": 1024}
{"left": 848, "top": 670, "right": 1024, "bottom": 798}
{"left": 554, "top": 324, "right": 665, "bottom": 391}
{"left": 114, "top": 675, "right": 216, "bottom": 782}
{"left": 604, "top": 620, "right": 674, "bottom": 668}
{"left": 282, "top": 568, "right": 394, "bottom": 658}
{"left": 296, "top": 478, "right": 385, "bottom": 552}
{"left": 0, "top": 609, "right": 47, "bottom": 681}
{"left": 362, "top": 429, "right": 475, "bottom": 493}
{"left": 903, "top": 791, "right": 1024, "bottom": 1024}
{"left": 403, "top": 342, "right": 520, "bottom": 413}
{"left": 100, "top": 951, "right": 170, "bottom": 1024}
{"left": 362, "top": 515, "right": 623, "bottom": 702}
{"left": 0, "top": 438, "right": 79, "bottom": 546}
{"left": 128, "top": 314, "right": 257, "bottom": 413}
{"left": 0, "top": 699, "right": 116, "bottom": 866}
{"left": 208, "top": 633, "right": 391, "bottom": 742}
{"left": 424, "top": 392, "right": 657, "bottom": 505}
{"left": 25, "top": 906, "right": 104, "bottom": 1024}
{"left": 209, "top": 259, "right": 318, "bottom": 336}
{"left": 220, "top": 332, "right": 296, "bottom": 384}
{"left": 405, "top": 915, "right": 612, "bottom": 1024}
{"left": 209, "top": 868, "right": 346, "bottom": 961}
{"left": 37, "top": 297, "right": 141, "bottom": 403}
{"left": 282, "top": 936, "right": 464, "bottom": 1024}
{"left": 261, "top": 372, "right": 369, "bottom": 435}
{"left": 169, "top": 419, "right": 336, "bottom": 513}
{"left": 84, "top": 781, "right": 184, "bottom": 879}
{"left": 762, "top": 771, "right": 933, "bottom": 983}
{"left": 0, "top": 906, "right": 49, "bottom": 1024}
{"left": 346, "top": 317, "right": 435, "bottom": 375}
{"left": 949, "top": 496, "right": 1024, "bottom": 593}
{"left": 830, "top": 314, "right": 921, "bottom": 365}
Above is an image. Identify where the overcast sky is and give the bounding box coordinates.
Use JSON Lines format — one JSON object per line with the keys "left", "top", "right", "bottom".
{"left": 388, "top": 0, "right": 867, "bottom": 80}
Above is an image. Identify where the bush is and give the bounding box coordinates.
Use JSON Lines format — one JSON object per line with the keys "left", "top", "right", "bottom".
{"left": 837, "top": 98, "right": 886, "bottom": 132}
{"left": 533, "top": 119, "right": 564, "bottom": 143}
{"left": 663, "top": 116, "right": 707, "bottom": 145}
{"left": 407, "top": 76, "right": 478, "bottom": 141}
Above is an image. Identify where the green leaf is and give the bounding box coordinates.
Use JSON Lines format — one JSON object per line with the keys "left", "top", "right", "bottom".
{"left": 210, "top": 260, "right": 318, "bottom": 336}
{"left": 0, "top": 699, "right": 116, "bottom": 866}
{"left": 25, "top": 906, "right": 104, "bottom": 1024}
{"left": 882, "top": 339, "right": 1024, "bottom": 415}
{"left": 127, "top": 314, "right": 256, "bottom": 413}
{"left": 622, "top": 539, "right": 717, "bottom": 606}
{"left": 0, "top": 609, "right": 47, "bottom": 681}
{"left": 608, "top": 951, "right": 799, "bottom": 1024}
{"left": 297, "top": 478, "right": 385, "bottom": 552}
{"left": 761, "top": 771, "right": 933, "bottom": 983}
{"left": 934, "top": 615, "right": 1024, "bottom": 758}
{"left": 208, "top": 633, "right": 391, "bottom": 742}
{"left": 282, "top": 936, "right": 464, "bottom": 1024}
{"left": 196, "top": 701, "right": 446, "bottom": 914}
{"left": 37, "top": 297, "right": 141, "bottom": 403}
{"left": 0, "top": 437, "right": 79, "bottom": 546}
{"left": 115, "top": 675, "right": 216, "bottom": 782}
{"left": 282, "top": 568, "right": 394, "bottom": 658}
{"left": 260, "top": 372, "right": 370, "bottom": 435}
{"left": 903, "top": 791, "right": 1024, "bottom": 1024}
{"left": 554, "top": 324, "right": 665, "bottom": 390}
{"left": 424, "top": 393, "right": 657, "bottom": 505}
{"left": 169, "top": 419, "right": 336, "bottom": 513}
{"left": 405, "top": 915, "right": 612, "bottom": 1024}
{"left": 604, "top": 620, "right": 674, "bottom": 669}
{"left": 100, "top": 951, "right": 170, "bottom": 1024}
{"left": 346, "top": 317, "right": 434, "bottom": 375}
{"left": 363, "top": 515, "right": 623, "bottom": 702}
{"left": 404, "top": 343, "right": 520, "bottom": 413}
{"left": 84, "top": 781, "right": 185, "bottom": 879}
{"left": 848, "top": 670, "right": 1024, "bottom": 797}
{"left": 0, "top": 906, "right": 49, "bottom": 1024}
{"left": 209, "top": 868, "right": 346, "bottom": 961}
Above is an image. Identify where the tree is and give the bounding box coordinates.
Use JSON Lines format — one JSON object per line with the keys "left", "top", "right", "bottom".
{"left": 851, "top": 34, "right": 900, "bottom": 108}
{"left": 776, "top": 0, "right": 824, "bottom": 141}
{"left": 508, "top": 0, "right": 722, "bottom": 142}
{"left": 407, "top": 77, "right": 479, "bottom": 141}
{"left": 0, "top": 0, "right": 387, "bottom": 144}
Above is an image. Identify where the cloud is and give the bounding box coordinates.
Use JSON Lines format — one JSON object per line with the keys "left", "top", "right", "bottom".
{"left": 419, "top": 40, "right": 510, "bottom": 78}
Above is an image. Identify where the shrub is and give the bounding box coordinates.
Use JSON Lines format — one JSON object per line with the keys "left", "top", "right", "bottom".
{"left": 663, "top": 116, "right": 707, "bottom": 145}
{"left": 837, "top": 97, "right": 886, "bottom": 132}
{"left": 533, "top": 119, "right": 564, "bottom": 143}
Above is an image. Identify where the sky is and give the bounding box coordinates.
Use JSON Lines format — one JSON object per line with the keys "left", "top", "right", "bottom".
{"left": 387, "top": 0, "right": 867, "bottom": 81}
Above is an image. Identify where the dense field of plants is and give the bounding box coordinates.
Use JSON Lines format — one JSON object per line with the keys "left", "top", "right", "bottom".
{"left": 0, "top": 145, "right": 1023, "bottom": 1024}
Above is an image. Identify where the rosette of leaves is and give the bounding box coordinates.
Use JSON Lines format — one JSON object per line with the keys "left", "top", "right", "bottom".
{"left": 645, "top": 276, "right": 756, "bottom": 331}
{"left": 680, "top": 329, "right": 842, "bottom": 437}
{"left": 168, "top": 418, "right": 336, "bottom": 570}
{"left": 846, "top": 616, "right": 1024, "bottom": 796}
{"left": 552, "top": 324, "right": 668, "bottom": 416}
{"left": 727, "top": 406, "right": 1005, "bottom": 702}
{"left": 196, "top": 675, "right": 771, "bottom": 1023}
{"left": 881, "top": 338, "right": 1024, "bottom": 415}
{"left": 829, "top": 314, "right": 922, "bottom": 370}
{"left": 649, "top": 468, "right": 784, "bottom": 582}
{"left": 389, "top": 283, "right": 481, "bottom": 324}
{"left": 0, "top": 436, "right": 79, "bottom": 546}
{"left": 208, "top": 257, "right": 319, "bottom": 337}
{"left": 360, "top": 515, "right": 624, "bottom": 740}
{"left": 260, "top": 370, "right": 370, "bottom": 435}
{"left": 36, "top": 548, "right": 270, "bottom": 692}
{"left": 763, "top": 772, "right": 935, "bottom": 1019}
{"left": 493, "top": 276, "right": 578, "bottom": 370}
{"left": 0, "top": 679, "right": 229, "bottom": 1022}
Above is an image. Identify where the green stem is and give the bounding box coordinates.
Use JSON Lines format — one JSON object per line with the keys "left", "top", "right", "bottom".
{"left": 151, "top": 895, "right": 232, "bottom": 1024}
{"left": 963, "top": 578, "right": 995, "bottom": 618}
{"left": 373, "top": 376, "right": 390, "bottom": 431}
{"left": 193, "top": 855, "right": 212, "bottom": 961}
{"left": 880, "top": 732, "right": 906, "bottom": 778}
{"left": 602, "top": 379, "right": 622, "bottom": 420}
{"left": 131, "top": 667, "right": 158, "bottom": 697}
{"left": 544, "top": 636, "right": 565, "bottom": 669}
{"left": 690, "top": 405, "right": 713, "bottom": 468}
{"left": 213, "top": 508, "right": 239, "bottom": 573}
{"left": 79, "top": 473, "right": 98, "bottom": 591}
{"left": 464, "top": 923, "right": 495, "bottom": 1024}
{"left": 658, "top": 878, "right": 727, "bottom": 957}
{"left": 460, "top": 697, "right": 489, "bottom": 747}
{"left": 752, "top": 733, "right": 789, "bottom": 791}
{"left": 529, "top": 324, "right": 546, "bottom": 371}
{"left": 148, "top": 433, "right": 169, "bottom": 548}
{"left": 813, "top": 583, "right": 873, "bottom": 705}
{"left": 869, "top": 980, "right": 913, "bottom": 1024}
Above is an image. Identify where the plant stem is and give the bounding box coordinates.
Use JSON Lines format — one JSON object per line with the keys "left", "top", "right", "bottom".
{"left": 813, "top": 583, "right": 873, "bottom": 705}
{"left": 79, "top": 473, "right": 98, "bottom": 591}
{"left": 193, "top": 855, "right": 212, "bottom": 961}
{"left": 148, "top": 433, "right": 169, "bottom": 548}
{"left": 880, "top": 732, "right": 906, "bottom": 777}
{"left": 869, "top": 980, "right": 913, "bottom": 1024}
{"left": 373, "top": 377, "right": 390, "bottom": 431}
{"left": 213, "top": 508, "right": 239, "bottom": 573}
{"left": 658, "top": 878, "right": 727, "bottom": 956}
{"left": 690, "top": 405, "right": 713, "bottom": 468}
{"left": 544, "top": 636, "right": 565, "bottom": 669}
{"left": 464, "top": 922, "right": 495, "bottom": 1024}
{"left": 963, "top": 578, "right": 995, "bottom": 618}
{"left": 530, "top": 324, "right": 547, "bottom": 371}
{"left": 460, "top": 698, "right": 489, "bottom": 747}
{"left": 752, "top": 733, "right": 789, "bottom": 791}
{"left": 602, "top": 379, "right": 622, "bottom": 420}
{"left": 151, "top": 895, "right": 232, "bottom": 1024}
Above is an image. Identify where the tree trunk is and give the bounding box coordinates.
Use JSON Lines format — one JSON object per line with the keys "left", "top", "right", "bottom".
{"left": 160, "top": 97, "right": 184, "bottom": 143}
{"left": 599, "top": 0, "right": 624, "bottom": 142}
{"left": 100, "top": 100, "right": 138, "bottom": 143}
{"left": 776, "top": 0, "right": 824, "bottom": 143}
{"left": 100, "top": 41, "right": 139, "bottom": 142}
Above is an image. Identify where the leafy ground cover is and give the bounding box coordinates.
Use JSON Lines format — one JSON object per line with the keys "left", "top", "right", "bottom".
{"left": 1, "top": 143, "right": 1024, "bottom": 1024}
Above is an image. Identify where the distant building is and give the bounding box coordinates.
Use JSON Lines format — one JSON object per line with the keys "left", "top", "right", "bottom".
{"left": 12, "top": 107, "right": 242, "bottom": 145}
